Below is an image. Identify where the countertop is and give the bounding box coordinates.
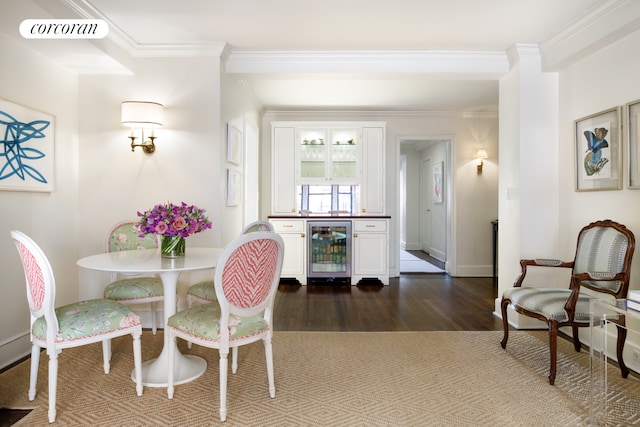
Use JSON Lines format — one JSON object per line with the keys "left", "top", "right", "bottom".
{"left": 268, "top": 215, "right": 391, "bottom": 219}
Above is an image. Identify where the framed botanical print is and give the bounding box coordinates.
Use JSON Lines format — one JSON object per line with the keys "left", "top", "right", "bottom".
{"left": 574, "top": 106, "right": 622, "bottom": 191}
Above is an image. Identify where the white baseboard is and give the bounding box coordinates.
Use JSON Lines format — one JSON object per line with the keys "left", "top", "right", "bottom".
{"left": 0, "top": 331, "right": 31, "bottom": 370}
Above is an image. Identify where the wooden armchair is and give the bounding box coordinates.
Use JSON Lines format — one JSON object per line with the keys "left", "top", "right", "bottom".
{"left": 500, "top": 219, "right": 635, "bottom": 385}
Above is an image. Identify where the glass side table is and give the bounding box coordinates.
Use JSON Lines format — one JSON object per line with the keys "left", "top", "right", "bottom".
{"left": 589, "top": 298, "right": 634, "bottom": 426}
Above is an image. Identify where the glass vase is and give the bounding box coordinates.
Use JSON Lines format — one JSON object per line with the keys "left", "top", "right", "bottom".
{"left": 161, "top": 235, "right": 186, "bottom": 258}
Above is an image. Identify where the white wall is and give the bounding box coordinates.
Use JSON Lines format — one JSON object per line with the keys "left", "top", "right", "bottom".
{"left": 76, "top": 55, "right": 225, "bottom": 304}
{"left": 261, "top": 111, "right": 499, "bottom": 277}
{"left": 0, "top": 43, "right": 266, "bottom": 367}
{"left": 0, "top": 33, "right": 80, "bottom": 368}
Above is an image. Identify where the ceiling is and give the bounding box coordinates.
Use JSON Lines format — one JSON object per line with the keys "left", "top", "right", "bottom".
{"left": 6, "top": 0, "right": 618, "bottom": 111}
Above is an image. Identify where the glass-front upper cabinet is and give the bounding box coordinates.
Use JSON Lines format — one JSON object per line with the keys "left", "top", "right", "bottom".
{"left": 299, "top": 128, "right": 327, "bottom": 180}
{"left": 297, "top": 127, "right": 360, "bottom": 184}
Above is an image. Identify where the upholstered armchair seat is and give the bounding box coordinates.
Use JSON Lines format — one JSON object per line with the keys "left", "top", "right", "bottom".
{"left": 502, "top": 287, "right": 593, "bottom": 323}
{"left": 168, "top": 302, "right": 268, "bottom": 343}
{"left": 186, "top": 280, "right": 216, "bottom": 304}
{"left": 104, "top": 277, "right": 164, "bottom": 302}
{"left": 32, "top": 299, "right": 141, "bottom": 345}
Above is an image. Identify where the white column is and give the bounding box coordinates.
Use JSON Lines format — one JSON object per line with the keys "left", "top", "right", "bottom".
{"left": 495, "top": 44, "right": 561, "bottom": 327}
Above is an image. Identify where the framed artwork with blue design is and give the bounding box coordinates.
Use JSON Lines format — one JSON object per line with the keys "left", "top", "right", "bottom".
{"left": 0, "top": 99, "right": 55, "bottom": 192}
{"left": 574, "top": 106, "right": 621, "bottom": 192}
{"left": 626, "top": 99, "right": 640, "bottom": 188}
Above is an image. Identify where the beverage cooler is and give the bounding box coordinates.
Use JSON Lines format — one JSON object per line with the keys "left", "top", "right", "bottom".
{"left": 308, "top": 221, "right": 351, "bottom": 284}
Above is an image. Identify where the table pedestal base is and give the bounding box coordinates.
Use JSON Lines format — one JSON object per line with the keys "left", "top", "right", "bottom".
{"left": 132, "top": 346, "right": 207, "bottom": 388}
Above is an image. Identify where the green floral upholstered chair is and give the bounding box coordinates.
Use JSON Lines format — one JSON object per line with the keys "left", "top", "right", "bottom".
{"left": 10, "top": 230, "right": 143, "bottom": 423}
{"left": 167, "top": 231, "right": 284, "bottom": 422}
{"left": 103, "top": 221, "right": 164, "bottom": 334}
{"left": 500, "top": 219, "right": 635, "bottom": 385}
{"left": 184, "top": 221, "right": 274, "bottom": 364}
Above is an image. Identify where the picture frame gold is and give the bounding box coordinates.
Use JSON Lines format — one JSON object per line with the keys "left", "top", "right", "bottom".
{"left": 574, "top": 106, "right": 622, "bottom": 192}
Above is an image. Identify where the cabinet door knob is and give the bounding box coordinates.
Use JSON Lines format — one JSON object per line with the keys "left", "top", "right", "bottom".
{"left": 301, "top": 233, "right": 305, "bottom": 238}
{"left": 361, "top": 208, "right": 366, "bottom": 212}
{"left": 354, "top": 233, "right": 358, "bottom": 238}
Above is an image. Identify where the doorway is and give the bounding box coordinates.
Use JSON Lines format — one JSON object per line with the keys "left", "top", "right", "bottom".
{"left": 399, "top": 138, "right": 451, "bottom": 272}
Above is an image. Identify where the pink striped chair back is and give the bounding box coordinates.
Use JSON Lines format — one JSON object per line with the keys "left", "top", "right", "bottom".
{"left": 214, "top": 232, "right": 284, "bottom": 317}
{"left": 10, "top": 231, "right": 58, "bottom": 340}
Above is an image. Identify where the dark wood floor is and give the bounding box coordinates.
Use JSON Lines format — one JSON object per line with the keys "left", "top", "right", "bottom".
{"left": 273, "top": 252, "right": 503, "bottom": 331}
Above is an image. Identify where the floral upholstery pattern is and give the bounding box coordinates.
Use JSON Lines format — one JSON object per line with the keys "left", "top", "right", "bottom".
{"left": 187, "top": 280, "right": 217, "bottom": 303}
{"left": 241, "top": 221, "right": 273, "bottom": 234}
{"left": 32, "top": 299, "right": 141, "bottom": 344}
{"left": 104, "top": 277, "right": 164, "bottom": 301}
{"left": 104, "top": 221, "right": 164, "bottom": 334}
{"left": 168, "top": 302, "right": 268, "bottom": 343}
{"left": 107, "top": 222, "right": 158, "bottom": 252}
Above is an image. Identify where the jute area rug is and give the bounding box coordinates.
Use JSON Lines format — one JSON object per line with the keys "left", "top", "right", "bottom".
{"left": 2, "top": 331, "right": 640, "bottom": 426}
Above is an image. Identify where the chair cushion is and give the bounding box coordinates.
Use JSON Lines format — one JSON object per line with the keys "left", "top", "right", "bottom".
{"left": 503, "top": 287, "right": 593, "bottom": 323}
{"left": 187, "top": 280, "right": 217, "bottom": 302}
{"left": 104, "top": 277, "right": 164, "bottom": 301}
{"left": 168, "top": 303, "right": 268, "bottom": 343}
{"left": 32, "top": 299, "right": 141, "bottom": 343}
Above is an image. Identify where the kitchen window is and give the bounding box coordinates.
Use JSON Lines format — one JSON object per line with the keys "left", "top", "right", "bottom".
{"left": 297, "top": 185, "right": 359, "bottom": 215}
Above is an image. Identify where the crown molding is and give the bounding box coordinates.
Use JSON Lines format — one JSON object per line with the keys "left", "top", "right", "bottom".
{"left": 225, "top": 50, "right": 508, "bottom": 77}
{"left": 540, "top": 0, "right": 640, "bottom": 70}
{"left": 61, "top": 0, "right": 225, "bottom": 57}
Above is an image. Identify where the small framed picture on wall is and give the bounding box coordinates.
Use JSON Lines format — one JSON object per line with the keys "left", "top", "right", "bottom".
{"left": 226, "top": 123, "right": 242, "bottom": 165}
{"left": 433, "top": 161, "right": 444, "bottom": 204}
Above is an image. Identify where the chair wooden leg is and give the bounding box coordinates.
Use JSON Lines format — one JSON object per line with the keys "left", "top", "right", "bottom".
{"left": 616, "top": 324, "right": 630, "bottom": 378}
{"left": 48, "top": 352, "right": 58, "bottom": 423}
{"left": 500, "top": 298, "right": 510, "bottom": 349}
{"left": 219, "top": 350, "right": 229, "bottom": 422}
{"left": 571, "top": 325, "right": 581, "bottom": 352}
{"left": 548, "top": 322, "right": 558, "bottom": 385}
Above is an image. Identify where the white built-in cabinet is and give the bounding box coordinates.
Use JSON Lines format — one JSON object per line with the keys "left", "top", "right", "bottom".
{"left": 272, "top": 127, "right": 297, "bottom": 214}
{"left": 352, "top": 219, "right": 389, "bottom": 285}
{"left": 271, "top": 121, "right": 386, "bottom": 215}
{"left": 271, "top": 219, "right": 306, "bottom": 284}
{"left": 269, "top": 217, "right": 390, "bottom": 285}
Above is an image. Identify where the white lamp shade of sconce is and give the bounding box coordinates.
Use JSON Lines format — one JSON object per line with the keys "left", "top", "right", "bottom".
{"left": 121, "top": 101, "right": 163, "bottom": 128}
{"left": 475, "top": 149, "right": 488, "bottom": 160}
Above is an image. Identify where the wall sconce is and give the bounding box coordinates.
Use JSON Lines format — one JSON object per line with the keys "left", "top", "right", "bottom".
{"left": 121, "top": 101, "right": 163, "bottom": 153}
{"left": 475, "top": 149, "right": 488, "bottom": 174}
